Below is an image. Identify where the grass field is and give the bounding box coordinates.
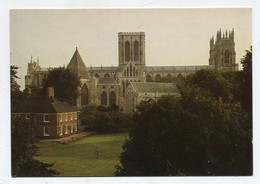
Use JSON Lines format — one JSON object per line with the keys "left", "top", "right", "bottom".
{"left": 36, "top": 133, "right": 127, "bottom": 176}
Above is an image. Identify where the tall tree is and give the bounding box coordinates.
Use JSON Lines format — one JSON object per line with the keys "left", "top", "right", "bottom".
{"left": 42, "top": 67, "right": 80, "bottom": 105}
{"left": 11, "top": 66, "right": 59, "bottom": 176}
{"left": 11, "top": 118, "right": 59, "bottom": 177}
{"left": 115, "top": 65, "right": 252, "bottom": 176}
{"left": 186, "top": 69, "right": 233, "bottom": 102}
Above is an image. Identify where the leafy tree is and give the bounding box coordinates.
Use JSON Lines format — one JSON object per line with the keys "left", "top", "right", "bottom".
{"left": 115, "top": 89, "right": 251, "bottom": 176}
{"left": 11, "top": 118, "right": 59, "bottom": 177}
{"left": 11, "top": 66, "right": 59, "bottom": 176}
{"left": 186, "top": 69, "right": 232, "bottom": 102}
{"left": 239, "top": 46, "right": 252, "bottom": 113}
{"left": 115, "top": 64, "right": 252, "bottom": 176}
{"left": 80, "top": 105, "right": 131, "bottom": 133}
{"left": 11, "top": 65, "right": 23, "bottom": 113}
{"left": 42, "top": 67, "right": 80, "bottom": 105}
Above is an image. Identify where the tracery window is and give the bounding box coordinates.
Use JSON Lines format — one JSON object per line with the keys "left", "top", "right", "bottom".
{"left": 125, "top": 41, "right": 130, "bottom": 61}
{"left": 134, "top": 41, "right": 139, "bottom": 61}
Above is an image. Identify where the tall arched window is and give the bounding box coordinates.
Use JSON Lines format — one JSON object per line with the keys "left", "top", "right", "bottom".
{"left": 130, "top": 64, "right": 132, "bottom": 77}
{"left": 125, "top": 41, "right": 130, "bottom": 61}
{"left": 134, "top": 41, "right": 139, "bottom": 61}
{"left": 146, "top": 75, "right": 152, "bottom": 82}
{"left": 109, "top": 91, "right": 116, "bottom": 106}
{"left": 81, "top": 83, "right": 88, "bottom": 106}
{"left": 136, "top": 69, "right": 138, "bottom": 76}
{"left": 133, "top": 67, "right": 136, "bottom": 76}
{"left": 124, "top": 70, "right": 126, "bottom": 76}
{"left": 155, "top": 74, "right": 161, "bottom": 82}
{"left": 127, "top": 67, "right": 129, "bottom": 76}
{"left": 122, "top": 80, "right": 125, "bottom": 96}
{"left": 224, "top": 50, "right": 230, "bottom": 64}
{"left": 101, "top": 91, "right": 107, "bottom": 105}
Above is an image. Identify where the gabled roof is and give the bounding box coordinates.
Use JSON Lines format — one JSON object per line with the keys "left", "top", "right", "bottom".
{"left": 12, "top": 96, "right": 78, "bottom": 113}
{"left": 130, "top": 82, "right": 180, "bottom": 94}
{"left": 98, "top": 77, "right": 117, "bottom": 85}
{"left": 67, "top": 47, "right": 90, "bottom": 79}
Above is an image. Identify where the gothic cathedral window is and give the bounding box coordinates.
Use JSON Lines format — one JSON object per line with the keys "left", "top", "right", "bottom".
{"left": 134, "top": 41, "right": 139, "bottom": 61}
{"left": 109, "top": 91, "right": 116, "bottom": 106}
{"left": 130, "top": 64, "right": 133, "bottom": 77}
{"left": 224, "top": 50, "right": 230, "bottom": 64}
{"left": 125, "top": 41, "right": 130, "bottom": 61}
{"left": 81, "top": 83, "right": 88, "bottom": 106}
{"left": 101, "top": 91, "right": 107, "bottom": 105}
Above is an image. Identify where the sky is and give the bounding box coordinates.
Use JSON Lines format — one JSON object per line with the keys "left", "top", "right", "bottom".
{"left": 10, "top": 8, "right": 252, "bottom": 89}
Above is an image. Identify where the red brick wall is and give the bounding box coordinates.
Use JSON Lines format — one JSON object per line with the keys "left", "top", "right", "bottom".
{"left": 12, "top": 112, "right": 79, "bottom": 139}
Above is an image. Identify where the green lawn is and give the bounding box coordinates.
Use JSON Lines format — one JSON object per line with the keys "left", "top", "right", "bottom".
{"left": 36, "top": 133, "right": 127, "bottom": 176}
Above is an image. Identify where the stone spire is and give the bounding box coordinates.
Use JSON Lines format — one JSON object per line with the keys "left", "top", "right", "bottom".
{"left": 67, "top": 47, "right": 90, "bottom": 79}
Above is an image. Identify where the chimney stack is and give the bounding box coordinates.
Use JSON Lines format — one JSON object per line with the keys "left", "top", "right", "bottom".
{"left": 46, "top": 87, "right": 54, "bottom": 98}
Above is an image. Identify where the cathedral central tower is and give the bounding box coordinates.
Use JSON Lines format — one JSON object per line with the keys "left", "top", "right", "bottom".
{"left": 118, "top": 32, "right": 145, "bottom": 67}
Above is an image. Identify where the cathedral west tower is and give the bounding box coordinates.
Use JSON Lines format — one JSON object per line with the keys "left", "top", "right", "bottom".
{"left": 209, "top": 29, "right": 238, "bottom": 71}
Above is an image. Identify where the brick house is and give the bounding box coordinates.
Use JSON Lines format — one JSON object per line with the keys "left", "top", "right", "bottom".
{"left": 11, "top": 87, "right": 79, "bottom": 138}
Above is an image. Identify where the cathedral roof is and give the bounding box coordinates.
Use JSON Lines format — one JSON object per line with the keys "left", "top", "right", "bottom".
{"left": 131, "top": 82, "right": 180, "bottom": 94}
{"left": 145, "top": 65, "right": 215, "bottom": 72}
{"left": 67, "top": 47, "right": 90, "bottom": 79}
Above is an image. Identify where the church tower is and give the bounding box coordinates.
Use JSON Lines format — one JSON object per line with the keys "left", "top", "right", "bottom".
{"left": 118, "top": 32, "right": 145, "bottom": 67}
{"left": 209, "top": 29, "right": 238, "bottom": 71}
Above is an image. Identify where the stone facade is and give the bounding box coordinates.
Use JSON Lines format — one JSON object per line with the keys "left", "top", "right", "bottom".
{"left": 25, "top": 30, "right": 238, "bottom": 113}
{"left": 209, "top": 29, "right": 238, "bottom": 71}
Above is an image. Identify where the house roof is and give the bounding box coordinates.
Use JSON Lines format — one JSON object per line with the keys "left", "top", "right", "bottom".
{"left": 98, "top": 77, "right": 117, "bottom": 85}
{"left": 67, "top": 47, "right": 90, "bottom": 79}
{"left": 130, "top": 82, "right": 180, "bottom": 94}
{"left": 12, "top": 96, "right": 78, "bottom": 113}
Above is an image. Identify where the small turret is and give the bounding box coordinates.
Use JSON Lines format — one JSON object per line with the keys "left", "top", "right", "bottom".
{"left": 216, "top": 28, "right": 221, "bottom": 40}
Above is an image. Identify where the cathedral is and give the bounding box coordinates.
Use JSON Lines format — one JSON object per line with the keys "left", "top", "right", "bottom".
{"left": 25, "top": 29, "right": 238, "bottom": 113}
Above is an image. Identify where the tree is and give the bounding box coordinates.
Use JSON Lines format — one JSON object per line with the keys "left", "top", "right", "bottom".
{"left": 11, "top": 65, "right": 23, "bottom": 113}
{"left": 186, "top": 69, "right": 233, "bottom": 102}
{"left": 42, "top": 67, "right": 80, "bottom": 105}
{"left": 239, "top": 46, "right": 252, "bottom": 113}
{"left": 11, "top": 66, "right": 59, "bottom": 176}
{"left": 80, "top": 105, "right": 131, "bottom": 133}
{"left": 115, "top": 67, "right": 252, "bottom": 176}
{"left": 11, "top": 118, "right": 59, "bottom": 177}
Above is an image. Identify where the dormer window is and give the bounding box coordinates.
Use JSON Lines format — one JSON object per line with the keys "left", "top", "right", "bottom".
{"left": 65, "top": 114, "right": 68, "bottom": 121}
{"left": 43, "top": 114, "right": 50, "bottom": 122}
